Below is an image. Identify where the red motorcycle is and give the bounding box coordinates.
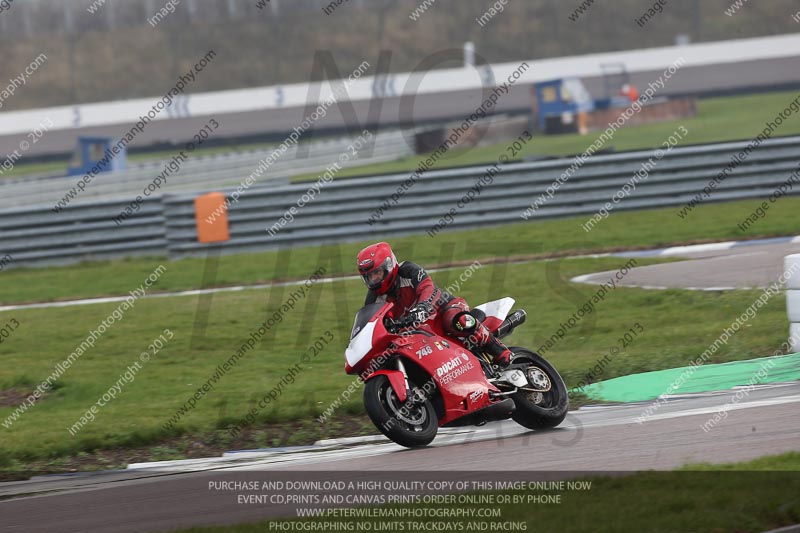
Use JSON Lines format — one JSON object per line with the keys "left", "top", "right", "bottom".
{"left": 344, "top": 297, "right": 568, "bottom": 447}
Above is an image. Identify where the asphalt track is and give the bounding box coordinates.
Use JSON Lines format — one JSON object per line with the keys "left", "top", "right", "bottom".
{"left": 1, "top": 382, "right": 799, "bottom": 532}
{"left": 2, "top": 239, "right": 800, "bottom": 531}
{"left": 574, "top": 238, "right": 800, "bottom": 290}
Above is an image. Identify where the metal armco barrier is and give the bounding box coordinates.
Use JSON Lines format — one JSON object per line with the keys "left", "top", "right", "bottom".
{"left": 0, "top": 130, "right": 413, "bottom": 210}
{"left": 1, "top": 135, "right": 799, "bottom": 268}
{"left": 0, "top": 198, "right": 165, "bottom": 267}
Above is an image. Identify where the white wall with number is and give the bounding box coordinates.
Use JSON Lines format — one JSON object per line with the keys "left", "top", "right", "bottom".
{"left": 1, "top": 33, "right": 799, "bottom": 137}
{"left": 785, "top": 254, "right": 800, "bottom": 353}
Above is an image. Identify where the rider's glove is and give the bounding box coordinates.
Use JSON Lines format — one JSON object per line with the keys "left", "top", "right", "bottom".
{"left": 386, "top": 303, "right": 435, "bottom": 331}
{"left": 384, "top": 316, "right": 401, "bottom": 332}
{"left": 406, "top": 302, "right": 434, "bottom": 327}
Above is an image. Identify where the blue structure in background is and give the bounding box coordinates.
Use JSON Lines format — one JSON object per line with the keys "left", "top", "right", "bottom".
{"left": 532, "top": 77, "right": 595, "bottom": 132}
{"left": 67, "top": 136, "right": 127, "bottom": 176}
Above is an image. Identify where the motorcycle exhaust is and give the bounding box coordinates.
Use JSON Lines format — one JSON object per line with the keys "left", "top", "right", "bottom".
{"left": 489, "top": 387, "right": 518, "bottom": 397}
{"left": 442, "top": 397, "right": 516, "bottom": 428}
{"left": 496, "top": 309, "right": 526, "bottom": 339}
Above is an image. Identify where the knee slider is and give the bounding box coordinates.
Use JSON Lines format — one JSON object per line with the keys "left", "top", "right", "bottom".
{"left": 452, "top": 311, "right": 477, "bottom": 333}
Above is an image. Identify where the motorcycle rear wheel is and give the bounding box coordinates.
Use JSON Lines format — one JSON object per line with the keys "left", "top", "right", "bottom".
{"left": 364, "top": 375, "right": 438, "bottom": 448}
{"left": 507, "top": 347, "right": 568, "bottom": 430}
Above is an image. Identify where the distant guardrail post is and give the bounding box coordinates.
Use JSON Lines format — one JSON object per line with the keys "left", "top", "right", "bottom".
{"left": 785, "top": 254, "right": 800, "bottom": 352}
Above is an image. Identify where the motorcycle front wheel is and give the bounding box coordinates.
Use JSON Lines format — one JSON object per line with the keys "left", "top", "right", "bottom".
{"left": 507, "top": 347, "right": 569, "bottom": 430}
{"left": 364, "top": 375, "right": 438, "bottom": 448}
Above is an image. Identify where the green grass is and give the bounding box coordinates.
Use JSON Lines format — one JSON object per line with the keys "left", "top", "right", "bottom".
{"left": 0, "top": 159, "right": 70, "bottom": 180}
{"left": 292, "top": 89, "right": 800, "bottom": 182}
{"left": 180, "top": 452, "right": 800, "bottom": 533}
{"left": 0, "top": 137, "right": 287, "bottom": 181}
{"left": 0, "top": 189, "right": 799, "bottom": 474}
{"left": 681, "top": 452, "right": 800, "bottom": 471}
{"left": 2, "top": 195, "right": 800, "bottom": 305}
{"left": 0, "top": 252, "right": 793, "bottom": 470}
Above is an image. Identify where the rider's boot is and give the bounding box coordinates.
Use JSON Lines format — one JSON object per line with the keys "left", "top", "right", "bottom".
{"left": 466, "top": 320, "right": 513, "bottom": 367}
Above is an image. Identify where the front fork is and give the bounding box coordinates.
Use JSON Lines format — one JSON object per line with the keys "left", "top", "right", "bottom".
{"left": 397, "top": 358, "right": 430, "bottom": 406}
{"left": 396, "top": 358, "right": 412, "bottom": 398}
{"left": 396, "top": 358, "right": 431, "bottom": 407}
{"left": 368, "top": 358, "right": 432, "bottom": 406}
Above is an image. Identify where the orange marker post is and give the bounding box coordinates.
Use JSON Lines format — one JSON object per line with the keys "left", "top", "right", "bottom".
{"left": 194, "top": 192, "right": 230, "bottom": 243}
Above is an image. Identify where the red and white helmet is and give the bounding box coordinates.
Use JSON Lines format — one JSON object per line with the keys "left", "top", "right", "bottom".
{"left": 357, "top": 242, "right": 398, "bottom": 295}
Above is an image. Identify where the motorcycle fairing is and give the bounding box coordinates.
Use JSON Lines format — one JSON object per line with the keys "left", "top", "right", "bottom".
{"left": 388, "top": 336, "right": 498, "bottom": 426}
{"left": 475, "top": 297, "right": 515, "bottom": 332}
{"left": 366, "top": 369, "right": 408, "bottom": 403}
{"left": 344, "top": 300, "right": 511, "bottom": 427}
{"left": 345, "top": 318, "right": 377, "bottom": 369}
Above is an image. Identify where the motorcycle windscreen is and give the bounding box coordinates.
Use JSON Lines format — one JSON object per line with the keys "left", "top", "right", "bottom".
{"left": 350, "top": 302, "right": 385, "bottom": 339}
{"left": 345, "top": 303, "right": 384, "bottom": 368}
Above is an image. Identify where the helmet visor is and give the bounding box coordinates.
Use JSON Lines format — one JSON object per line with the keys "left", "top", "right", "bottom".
{"left": 361, "top": 256, "right": 393, "bottom": 291}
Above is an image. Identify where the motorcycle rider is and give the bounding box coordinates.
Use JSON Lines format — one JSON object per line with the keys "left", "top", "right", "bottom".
{"left": 357, "top": 241, "right": 512, "bottom": 367}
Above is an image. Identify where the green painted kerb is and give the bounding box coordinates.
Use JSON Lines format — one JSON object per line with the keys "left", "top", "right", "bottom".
{"left": 577, "top": 353, "right": 800, "bottom": 403}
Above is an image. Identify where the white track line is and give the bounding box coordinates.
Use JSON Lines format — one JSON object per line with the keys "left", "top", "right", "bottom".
{"left": 0, "top": 277, "right": 351, "bottom": 313}
{"left": 630, "top": 394, "right": 800, "bottom": 424}
{"left": 0, "top": 255, "right": 609, "bottom": 314}
{"left": 616, "top": 235, "right": 800, "bottom": 258}
{"left": 3, "top": 238, "right": 800, "bottom": 312}
{"left": 120, "top": 391, "right": 800, "bottom": 473}
{"left": 571, "top": 251, "right": 767, "bottom": 291}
